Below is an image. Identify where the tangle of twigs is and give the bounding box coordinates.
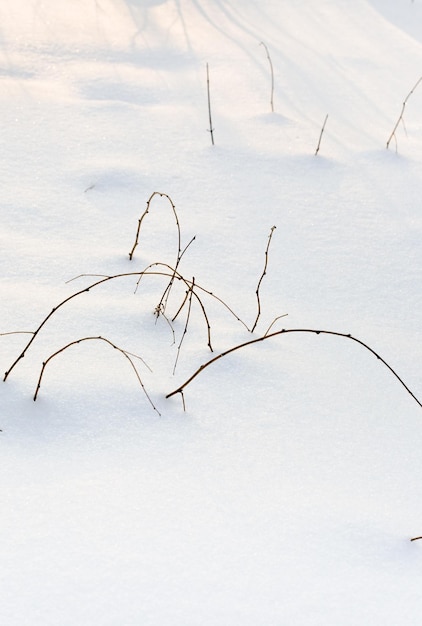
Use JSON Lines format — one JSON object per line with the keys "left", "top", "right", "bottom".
{"left": 3, "top": 267, "right": 251, "bottom": 382}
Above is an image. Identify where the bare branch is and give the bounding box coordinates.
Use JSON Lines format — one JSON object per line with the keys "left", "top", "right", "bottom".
{"left": 251, "top": 226, "right": 276, "bottom": 333}
{"left": 173, "top": 277, "right": 195, "bottom": 374}
{"left": 0, "top": 331, "right": 34, "bottom": 337}
{"left": 386, "top": 76, "right": 422, "bottom": 150}
{"left": 315, "top": 114, "right": 329, "bottom": 156}
{"left": 128, "top": 192, "right": 195, "bottom": 318}
{"left": 263, "top": 313, "right": 288, "bottom": 336}
{"left": 260, "top": 41, "right": 275, "bottom": 113}
{"left": 166, "top": 328, "right": 422, "bottom": 411}
{"left": 33, "top": 335, "right": 160, "bottom": 415}
{"left": 206, "top": 63, "right": 215, "bottom": 145}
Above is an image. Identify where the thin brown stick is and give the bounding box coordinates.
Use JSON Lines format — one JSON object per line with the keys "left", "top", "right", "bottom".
{"left": 206, "top": 63, "right": 215, "bottom": 145}
{"left": 410, "top": 536, "right": 422, "bottom": 542}
{"left": 166, "top": 328, "right": 422, "bottom": 412}
{"left": 251, "top": 226, "right": 276, "bottom": 333}
{"left": 173, "top": 277, "right": 195, "bottom": 374}
{"left": 260, "top": 41, "right": 274, "bottom": 113}
{"left": 386, "top": 76, "right": 422, "bottom": 150}
{"left": 315, "top": 114, "right": 328, "bottom": 156}
{"left": 171, "top": 287, "right": 191, "bottom": 322}
{"left": 33, "top": 335, "right": 160, "bottom": 414}
{"left": 0, "top": 331, "right": 35, "bottom": 336}
{"left": 264, "top": 314, "right": 288, "bottom": 336}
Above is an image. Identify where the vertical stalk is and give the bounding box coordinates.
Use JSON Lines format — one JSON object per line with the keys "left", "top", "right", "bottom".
{"left": 260, "top": 42, "right": 274, "bottom": 113}
{"left": 315, "top": 114, "right": 328, "bottom": 156}
{"left": 206, "top": 63, "right": 215, "bottom": 145}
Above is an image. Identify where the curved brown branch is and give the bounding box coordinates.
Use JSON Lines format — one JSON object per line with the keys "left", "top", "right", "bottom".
{"left": 129, "top": 192, "right": 181, "bottom": 261}
{"left": 166, "top": 328, "right": 422, "bottom": 412}
{"left": 34, "top": 335, "right": 160, "bottom": 414}
{"left": 3, "top": 270, "right": 170, "bottom": 381}
{"left": 128, "top": 192, "right": 185, "bottom": 315}
{"left": 264, "top": 314, "right": 288, "bottom": 336}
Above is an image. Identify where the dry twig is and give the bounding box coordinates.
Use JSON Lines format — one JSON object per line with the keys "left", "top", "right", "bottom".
{"left": 166, "top": 328, "right": 422, "bottom": 411}
{"left": 173, "top": 277, "right": 195, "bottom": 374}
{"left": 315, "top": 114, "right": 329, "bottom": 156}
{"left": 251, "top": 226, "right": 276, "bottom": 333}
{"left": 386, "top": 76, "right": 422, "bottom": 150}
{"left": 33, "top": 335, "right": 159, "bottom": 414}
{"left": 260, "top": 41, "right": 275, "bottom": 113}
{"left": 206, "top": 63, "right": 215, "bottom": 145}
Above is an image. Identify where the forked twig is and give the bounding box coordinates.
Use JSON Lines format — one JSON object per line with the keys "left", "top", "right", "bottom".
{"left": 166, "top": 328, "right": 422, "bottom": 411}
{"left": 251, "top": 226, "right": 276, "bottom": 333}
{"left": 33, "top": 335, "right": 160, "bottom": 414}
{"left": 386, "top": 76, "right": 422, "bottom": 150}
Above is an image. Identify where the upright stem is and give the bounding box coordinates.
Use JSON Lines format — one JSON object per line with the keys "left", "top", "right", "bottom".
{"left": 206, "top": 63, "right": 215, "bottom": 145}
{"left": 260, "top": 42, "right": 274, "bottom": 113}
{"left": 315, "top": 114, "right": 328, "bottom": 156}
{"left": 386, "top": 76, "right": 422, "bottom": 151}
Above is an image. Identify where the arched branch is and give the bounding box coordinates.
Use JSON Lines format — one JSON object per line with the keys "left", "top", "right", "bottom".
{"left": 128, "top": 192, "right": 189, "bottom": 315}
{"left": 166, "top": 328, "right": 422, "bottom": 411}
{"left": 34, "top": 335, "right": 160, "bottom": 415}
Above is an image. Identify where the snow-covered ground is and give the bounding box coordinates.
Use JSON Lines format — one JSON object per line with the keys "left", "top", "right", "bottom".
{"left": 2, "top": 1, "right": 422, "bottom": 623}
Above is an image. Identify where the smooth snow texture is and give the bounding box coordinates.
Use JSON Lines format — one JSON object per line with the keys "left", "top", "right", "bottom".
{"left": 1, "top": 1, "right": 422, "bottom": 624}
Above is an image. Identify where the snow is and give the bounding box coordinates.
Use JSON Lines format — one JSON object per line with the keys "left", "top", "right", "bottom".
{"left": 1, "top": 0, "right": 422, "bottom": 624}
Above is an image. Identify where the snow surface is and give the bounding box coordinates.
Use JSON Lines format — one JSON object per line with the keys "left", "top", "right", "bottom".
{"left": 2, "top": 0, "right": 422, "bottom": 624}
